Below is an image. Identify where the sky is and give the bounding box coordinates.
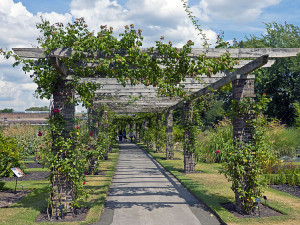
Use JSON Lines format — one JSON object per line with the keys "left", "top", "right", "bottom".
{"left": 0, "top": 0, "right": 299, "bottom": 112}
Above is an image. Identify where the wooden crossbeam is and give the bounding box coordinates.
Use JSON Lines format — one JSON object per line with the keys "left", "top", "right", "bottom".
{"left": 12, "top": 47, "right": 300, "bottom": 59}
{"left": 169, "top": 55, "right": 268, "bottom": 111}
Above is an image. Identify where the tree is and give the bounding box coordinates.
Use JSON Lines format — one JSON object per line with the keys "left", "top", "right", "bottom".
{"left": 239, "top": 22, "right": 300, "bottom": 125}
{"left": 25, "top": 106, "right": 49, "bottom": 111}
{"left": 0, "top": 108, "right": 14, "bottom": 113}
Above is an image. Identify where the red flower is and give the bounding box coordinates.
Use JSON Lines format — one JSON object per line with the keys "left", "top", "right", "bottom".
{"left": 76, "top": 126, "right": 79, "bottom": 129}
{"left": 83, "top": 181, "right": 86, "bottom": 185}
{"left": 38, "top": 156, "right": 41, "bottom": 159}
{"left": 84, "top": 172, "right": 87, "bottom": 175}
{"left": 216, "top": 150, "right": 221, "bottom": 154}
{"left": 263, "top": 93, "right": 266, "bottom": 97}
{"left": 53, "top": 109, "right": 60, "bottom": 114}
{"left": 87, "top": 147, "right": 91, "bottom": 151}
{"left": 37, "top": 131, "right": 42, "bottom": 136}
{"left": 90, "top": 131, "right": 93, "bottom": 136}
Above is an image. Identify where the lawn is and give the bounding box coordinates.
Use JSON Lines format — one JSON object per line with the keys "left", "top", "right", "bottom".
{"left": 139, "top": 143, "right": 300, "bottom": 225}
{"left": 0, "top": 145, "right": 119, "bottom": 225}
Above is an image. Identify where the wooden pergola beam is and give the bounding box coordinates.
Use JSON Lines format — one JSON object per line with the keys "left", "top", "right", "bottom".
{"left": 12, "top": 47, "right": 300, "bottom": 59}
{"left": 169, "top": 55, "right": 269, "bottom": 111}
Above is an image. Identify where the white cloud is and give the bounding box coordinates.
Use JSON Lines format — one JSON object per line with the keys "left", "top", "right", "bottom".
{"left": 70, "top": 0, "right": 217, "bottom": 47}
{"left": 195, "top": 0, "right": 282, "bottom": 23}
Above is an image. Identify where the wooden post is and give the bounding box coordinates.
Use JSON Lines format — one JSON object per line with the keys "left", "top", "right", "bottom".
{"left": 51, "top": 80, "right": 75, "bottom": 218}
{"left": 232, "top": 75, "right": 255, "bottom": 213}
{"left": 103, "top": 110, "right": 109, "bottom": 160}
{"left": 165, "top": 109, "right": 174, "bottom": 160}
{"left": 183, "top": 100, "right": 196, "bottom": 173}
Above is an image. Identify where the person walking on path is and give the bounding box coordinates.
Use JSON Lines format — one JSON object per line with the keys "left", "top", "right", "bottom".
{"left": 129, "top": 130, "right": 134, "bottom": 142}
{"left": 122, "top": 130, "right": 126, "bottom": 142}
{"left": 118, "top": 130, "right": 122, "bottom": 141}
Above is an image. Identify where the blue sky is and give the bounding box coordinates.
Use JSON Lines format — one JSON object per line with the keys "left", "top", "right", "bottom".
{"left": 0, "top": 0, "right": 299, "bottom": 111}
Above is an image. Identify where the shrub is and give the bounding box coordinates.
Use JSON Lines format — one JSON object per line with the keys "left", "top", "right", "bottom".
{"left": 0, "top": 132, "right": 23, "bottom": 177}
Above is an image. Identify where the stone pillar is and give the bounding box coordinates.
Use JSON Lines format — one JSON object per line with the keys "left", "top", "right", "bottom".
{"left": 232, "top": 75, "right": 255, "bottom": 213}
{"left": 183, "top": 100, "right": 196, "bottom": 173}
{"left": 232, "top": 76, "right": 255, "bottom": 144}
{"left": 103, "top": 110, "right": 109, "bottom": 160}
{"left": 165, "top": 109, "right": 174, "bottom": 160}
{"left": 51, "top": 80, "right": 75, "bottom": 218}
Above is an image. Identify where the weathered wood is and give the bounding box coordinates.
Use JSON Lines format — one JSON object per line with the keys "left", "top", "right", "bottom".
{"left": 165, "top": 109, "right": 174, "bottom": 160}
{"left": 49, "top": 57, "right": 69, "bottom": 77}
{"left": 169, "top": 55, "right": 268, "bottom": 111}
{"left": 13, "top": 47, "right": 300, "bottom": 59}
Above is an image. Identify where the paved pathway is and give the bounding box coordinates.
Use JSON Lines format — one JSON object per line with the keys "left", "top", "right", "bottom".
{"left": 96, "top": 142, "right": 221, "bottom": 225}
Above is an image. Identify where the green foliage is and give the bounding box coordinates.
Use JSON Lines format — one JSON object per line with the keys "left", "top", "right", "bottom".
{"left": 0, "top": 132, "right": 23, "bottom": 177}
{"left": 0, "top": 108, "right": 14, "bottom": 113}
{"left": 293, "top": 102, "right": 300, "bottom": 129}
{"left": 240, "top": 22, "right": 300, "bottom": 125}
{"left": 220, "top": 95, "right": 276, "bottom": 214}
{"left": 2, "top": 125, "right": 48, "bottom": 156}
{"left": 25, "top": 106, "right": 49, "bottom": 111}
{"left": 263, "top": 162, "right": 300, "bottom": 186}
{"left": 173, "top": 125, "right": 184, "bottom": 143}
{"left": 266, "top": 124, "right": 300, "bottom": 157}
{"left": 196, "top": 118, "right": 233, "bottom": 163}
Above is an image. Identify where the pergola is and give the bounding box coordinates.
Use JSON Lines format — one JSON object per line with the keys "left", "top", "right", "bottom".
{"left": 12, "top": 47, "right": 300, "bottom": 212}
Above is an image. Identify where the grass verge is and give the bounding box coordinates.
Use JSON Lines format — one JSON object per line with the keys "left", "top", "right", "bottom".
{"left": 0, "top": 145, "right": 119, "bottom": 225}
{"left": 138, "top": 143, "right": 300, "bottom": 225}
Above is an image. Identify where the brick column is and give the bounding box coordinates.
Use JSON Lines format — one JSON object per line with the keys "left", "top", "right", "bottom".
{"left": 183, "top": 100, "right": 195, "bottom": 173}
{"left": 51, "top": 80, "right": 75, "bottom": 218}
{"left": 102, "top": 110, "right": 109, "bottom": 160}
{"left": 232, "top": 75, "right": 255, "bottom": 213}
{"left": 165, "top": 109, "right": 174, "bottom": 160}
{"left": 232, "top": 75, "right": 255, "bottom": 144}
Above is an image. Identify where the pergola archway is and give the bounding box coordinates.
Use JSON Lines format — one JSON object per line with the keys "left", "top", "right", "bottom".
{"left": 12, "top": 46, "right": 300, "bottom": 213}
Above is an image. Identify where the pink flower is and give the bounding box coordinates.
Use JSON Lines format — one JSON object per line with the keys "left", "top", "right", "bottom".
{"left": 84, "top": 172, "right": 87, "bottom": 175}
{"left": 216, "top": 150, "right": 221, "bottom": 154}
{"left": 83, "top": 181, "right": 86, "bottom": 185}
{"left": 38, "top": 156, "right": 41, "bottom": 159}
{"left": 263, "top": 93, "right": 266, "bottom": 97}
{"left": 53, "top": 109, "right": 60, "bottom": 114}
{"left": 87, "top": 147, "right": 91, "bottom": 151}
{"left": 76, "top": 126, "right": 79, "bottom": 129}
{"left": 90, "top": 131, "right": 93, "bottom": 136}
{"left": 37, "top": 131, "right": 42, "bottom": 136}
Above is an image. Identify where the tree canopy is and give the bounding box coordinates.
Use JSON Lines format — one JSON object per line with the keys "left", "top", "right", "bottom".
{"left": 240, "top": 22, "right": 300, "bottom": 125}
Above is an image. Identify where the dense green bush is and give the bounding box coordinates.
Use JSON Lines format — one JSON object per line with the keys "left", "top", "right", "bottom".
{"left": 0, "top": 132, "right": 23, "bottom": 177}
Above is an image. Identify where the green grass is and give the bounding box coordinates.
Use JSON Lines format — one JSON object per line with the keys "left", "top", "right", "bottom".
{"left": 0, "top": 145, "right": 119, "bottom": 225}
{"left": 138, "top": 143, "right": 300, "bottom": 225}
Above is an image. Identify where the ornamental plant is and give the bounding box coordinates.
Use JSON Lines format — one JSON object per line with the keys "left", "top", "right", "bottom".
{"left": 220, "top": 94, "right": 276, "bottom": 214}
{"left": 0, "top": 132, "right": 23, "bottom": 177}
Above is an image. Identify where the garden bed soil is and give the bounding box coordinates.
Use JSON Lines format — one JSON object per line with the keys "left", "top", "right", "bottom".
{"left": 0, "top": 190, "right": 31, "bottom": 208}
{"left": 1, "top": 171, "right": 49, "bottom": 181}
{"left": 222, "top": 202, "right": 282, "bottom": 218}
{"left": 270, "top": 184, "right": 300, "bottom": 198}
{"left": 35, "top": 207, "right": 89, "bottom": 223}
{"left": 25, "top": 162, "right": 43, "bottom": 168}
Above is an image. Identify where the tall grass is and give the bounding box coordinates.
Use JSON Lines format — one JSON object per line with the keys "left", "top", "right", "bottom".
{"left": 2, "top": 125, "right": 48, "bottom": 156}
{"left": 195, "top": 118, "right": 233, "bottom": 163}
{"left": 266, "top": 122, "right": 300, "bottom": 157}
{"left": 196, "top": 118, "right": 300, "bottom": 163}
